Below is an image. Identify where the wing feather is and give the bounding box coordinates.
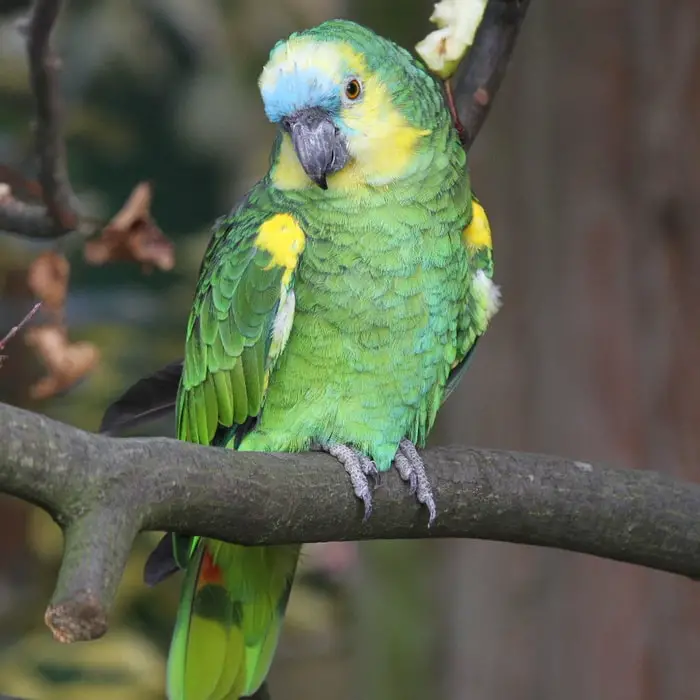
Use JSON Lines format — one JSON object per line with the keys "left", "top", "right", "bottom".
{"left": 177, "top": 199, "right": 306, "bottom": 446}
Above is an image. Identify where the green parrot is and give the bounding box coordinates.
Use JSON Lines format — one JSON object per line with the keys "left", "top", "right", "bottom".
{"left": 163, "top": 18, "right": 500, "bottom": 700}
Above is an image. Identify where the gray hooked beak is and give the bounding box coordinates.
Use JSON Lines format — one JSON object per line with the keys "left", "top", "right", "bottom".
{"left": 281, "top": 108, "right": 349, "bottom": 189}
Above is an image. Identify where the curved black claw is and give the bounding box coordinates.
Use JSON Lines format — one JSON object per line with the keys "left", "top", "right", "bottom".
{"left": 318, "top": 442, "right": 378, "bottom": 521}
{"left": 393, "top": 438, "right": 437, "bottom": 526}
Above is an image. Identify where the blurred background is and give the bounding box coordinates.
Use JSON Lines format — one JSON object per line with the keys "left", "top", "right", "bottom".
{"left": 1, "top": 0, "right": 700, "bottom": 698}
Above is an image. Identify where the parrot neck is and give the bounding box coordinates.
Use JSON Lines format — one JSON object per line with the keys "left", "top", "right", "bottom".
{"left": 265, "top": 123, "right": 471, "bottom": 253}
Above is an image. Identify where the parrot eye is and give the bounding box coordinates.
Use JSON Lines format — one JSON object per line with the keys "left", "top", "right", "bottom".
{"left": 344, "top": 78, "right": 362, "bottom": 101}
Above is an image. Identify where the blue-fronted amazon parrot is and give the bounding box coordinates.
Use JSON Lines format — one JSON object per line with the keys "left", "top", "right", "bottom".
{"left": 162, "top": 19, "right": 500, "bottom": 699}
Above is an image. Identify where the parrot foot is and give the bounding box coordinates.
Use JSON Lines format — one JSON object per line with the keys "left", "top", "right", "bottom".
{"left": 394, "top": 438, "right": 436, "bottom": 526}
{"left": 317, "top": 442, "right": 378, "bottom": 521}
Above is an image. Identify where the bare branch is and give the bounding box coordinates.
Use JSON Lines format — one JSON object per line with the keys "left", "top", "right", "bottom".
{"left": 0, "top": 194, "right": 59, "bottom": 238}
{"left": 454, "top": 0, "right": 532, "bottom": 148}
{"left": 26, "top": 0, "right": 77, "bottom": 233}
{"left": 1, "top": 400, "right": 699, "bottom": 643}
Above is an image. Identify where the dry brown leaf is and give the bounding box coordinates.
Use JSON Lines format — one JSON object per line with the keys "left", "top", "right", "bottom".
{"left": 25, "top": 324, "right": 100, "bottom": 399}
{"left": 27, "top": 251, "right": 70, "bottom": 313}
{"left": 84, "top": 182, "right": 175, "bottom": 273}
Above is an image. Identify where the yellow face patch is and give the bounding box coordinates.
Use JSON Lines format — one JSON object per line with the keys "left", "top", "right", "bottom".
{"left": 331, "top": 70, "right": 431, "bottom": 188}
{"left": 463, "top": 200, "right": 492, "bottom": 249}
{"left": 271, "top": 134, "right": 310, "bottom": 191}
{"left": 255, "top": 213, "right": 306, "bottom": 284}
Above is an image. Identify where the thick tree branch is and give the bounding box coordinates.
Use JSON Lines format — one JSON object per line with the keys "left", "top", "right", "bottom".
{"left": 1, "top": 400, "right": 700, "bottom": 643}
{"left": 455, "top": 0, "right": 531, "bottom": 148}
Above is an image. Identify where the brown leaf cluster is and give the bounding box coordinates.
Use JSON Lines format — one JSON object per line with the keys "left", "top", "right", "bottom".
{"left": 84, "top": 183, "right": 175, "bottom": 273}
{"left": 1, "top": 176, "right": 175, "bottom": 398}
{"left": 0, "top": 2, "right": 176, "bottom": 398}
{"left": 23, "top": 251, "right": 100, "bottom": 399}
{"left": 27, "top": 249, "right": 69, "bottom": 312}
{"left": 24, "top": 325, "right": 100, "bottom": 399}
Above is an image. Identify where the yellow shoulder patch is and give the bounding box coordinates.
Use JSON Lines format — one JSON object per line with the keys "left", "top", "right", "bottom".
{"left": 255, "top": 213, "right": 306, "bottom": 283}
{"left": 463, "top": 200, "right": 492, "bottom": 249}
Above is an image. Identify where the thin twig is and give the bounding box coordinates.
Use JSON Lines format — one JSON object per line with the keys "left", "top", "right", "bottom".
{"left": 0, "top": 301, "right": 41, "bottom": 366}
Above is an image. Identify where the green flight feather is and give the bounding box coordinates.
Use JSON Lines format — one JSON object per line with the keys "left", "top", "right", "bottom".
{"left": 167, "top": 542, "right": 205, "bottom": 699}
{"left": 230, "top": 361, "right": 249, "bottom": 425}
{"left": 212, "top": 371, "right": 233, "bottom": 427}
{"left": 241, "top": 345, "right": 262, "bottom": 415}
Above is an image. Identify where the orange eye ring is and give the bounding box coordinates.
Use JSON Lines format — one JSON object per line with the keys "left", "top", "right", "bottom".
{"left": 344, "top": 78, "right": 362, "bottom": 100}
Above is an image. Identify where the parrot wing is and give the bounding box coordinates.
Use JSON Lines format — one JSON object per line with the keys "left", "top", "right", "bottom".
{"left": 177, "top": 194, "right": 305, "bottom": 447}
{"left": 444, "top": 196, "right": 500, "bottom": 401}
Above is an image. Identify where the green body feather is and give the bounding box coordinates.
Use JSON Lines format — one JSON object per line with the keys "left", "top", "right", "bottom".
{"left": 166, "top": 19, "right": 497, "bottom": 700}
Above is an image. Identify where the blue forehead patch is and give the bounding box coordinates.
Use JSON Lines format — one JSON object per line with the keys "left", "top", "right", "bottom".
{"left": 261, "top": 66, "right": 341, "bottom": 123}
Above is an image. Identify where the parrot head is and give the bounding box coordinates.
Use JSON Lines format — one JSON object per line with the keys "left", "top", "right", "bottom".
{"left": 259, "top": 19, "right": 447, "bottom": 190}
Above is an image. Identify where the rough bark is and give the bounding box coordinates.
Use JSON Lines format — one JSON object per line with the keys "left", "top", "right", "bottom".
{"left": 1, "top": 400, "right": 700, "bottom": 644}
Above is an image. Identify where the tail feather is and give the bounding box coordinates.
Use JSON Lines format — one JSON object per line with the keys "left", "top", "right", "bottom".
{"left": 167, "top": 539, "right": 300, "bottom": 699}
{"left": 243, "top": 576, "right": 295, "bottom": 693}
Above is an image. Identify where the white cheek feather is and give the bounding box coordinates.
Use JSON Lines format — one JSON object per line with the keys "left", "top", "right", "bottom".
{"left": 270, "top": 288, "right": 296, "bottom": 360}
{"left": 473, "top": 269, "right": 502, "bottom": 321}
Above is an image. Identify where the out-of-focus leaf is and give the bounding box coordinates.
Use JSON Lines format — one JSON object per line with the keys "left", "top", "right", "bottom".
{"left": 27, "top": 252, "right": 69, "bottom": 313}
{"left": 0, "top": 629, "right": 164, "bottom": 700}
{"left": 300, "top": 543, "right": 358, "bottom": 578}
{"left": 25, "top": 325, "right": 100, "bottom": 399}
{"left": 285, "top": 582, "right": 336, "bottom": 636}
{"left": 84, "top": 183, "right": 175, "bottom": 273}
